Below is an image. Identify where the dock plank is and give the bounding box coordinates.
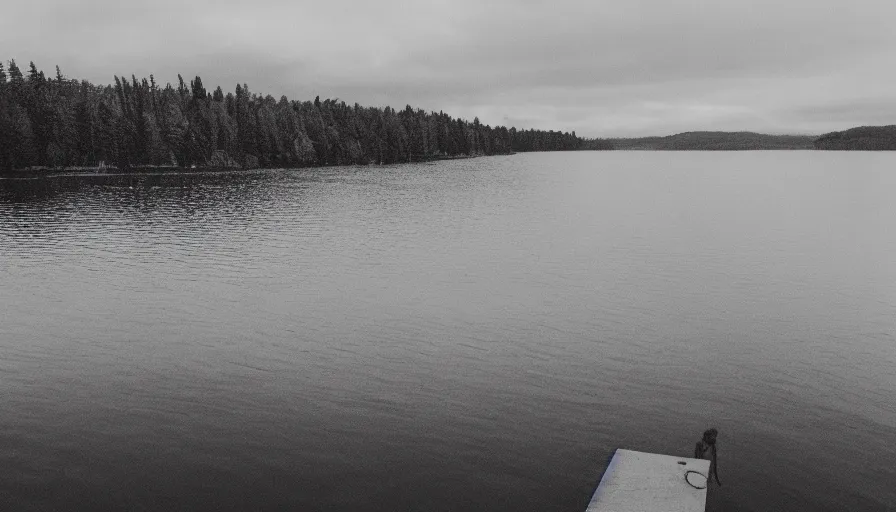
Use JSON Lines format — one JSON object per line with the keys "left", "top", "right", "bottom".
{"left": 586, "top": 449, "right": 711, "bottom": 512}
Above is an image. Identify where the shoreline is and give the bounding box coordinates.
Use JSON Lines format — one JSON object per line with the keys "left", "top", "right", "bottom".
{"left": 5, "top": 146, "right": 895, "bottom": 177}
{"left": 0, "top": 153, "right": 502, "bottom": 177}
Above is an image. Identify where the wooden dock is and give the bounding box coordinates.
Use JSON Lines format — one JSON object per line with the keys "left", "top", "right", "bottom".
{"left": 586, "top": 449, "right": 711, "bottom": 512}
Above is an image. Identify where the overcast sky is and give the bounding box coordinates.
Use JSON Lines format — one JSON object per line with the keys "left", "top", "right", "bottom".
{"left": 3, "top": 0, "right": 895, "bottom": 136}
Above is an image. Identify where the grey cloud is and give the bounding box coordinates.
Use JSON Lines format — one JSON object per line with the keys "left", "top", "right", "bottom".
{"left": 3, "top": 0, "right": 895, "bottom": 136}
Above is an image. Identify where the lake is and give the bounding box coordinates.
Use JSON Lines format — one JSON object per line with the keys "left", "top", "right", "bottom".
{"left": 1, "top": 152, "right": 894, "bottom": 511}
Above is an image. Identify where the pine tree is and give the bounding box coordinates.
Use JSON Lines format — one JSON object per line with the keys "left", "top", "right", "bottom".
{"left": 177, "top": 74, "right": 187, "bottom": 100}
{"left": 190, "top": 76, "right": 206, "bottom": 102}
{"left": 28, "top": 61, "right": 42, "bottom": 83}
{"left": 7, "top": 59, "right": 23, "bottom": 86}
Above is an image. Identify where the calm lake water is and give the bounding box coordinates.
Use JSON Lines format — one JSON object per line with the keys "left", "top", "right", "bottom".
{"left": 1, "top": 152, "right": 895, "bottom": 511}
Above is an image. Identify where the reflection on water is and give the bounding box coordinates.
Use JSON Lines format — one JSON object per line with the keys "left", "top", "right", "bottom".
{"left": 1, "top": 153, "right": 895, "bottom": 511}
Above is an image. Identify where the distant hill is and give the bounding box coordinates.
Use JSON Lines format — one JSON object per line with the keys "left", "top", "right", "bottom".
{"left": 813, "top": 125, "right": 896, "bottom": 150}
{"left": 609, "top": 131, "right": 816, "bottom": 150}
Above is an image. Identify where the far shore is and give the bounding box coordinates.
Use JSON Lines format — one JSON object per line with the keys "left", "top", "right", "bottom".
{"left": 4, "top": 125, "right": 896, "bottom": 176}
{"left": 0, "top": 153, "right": 494, "bottom": 176}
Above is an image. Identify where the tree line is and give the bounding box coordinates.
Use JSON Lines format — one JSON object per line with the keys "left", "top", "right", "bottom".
{"left": 813, "top": 125, "right": 896, "bottom": 150}
{"left": 0, "top": 60, "right": 601, "bottom": 171}
{"left": 608, "top": 132, "right": 815, "bottom": 150}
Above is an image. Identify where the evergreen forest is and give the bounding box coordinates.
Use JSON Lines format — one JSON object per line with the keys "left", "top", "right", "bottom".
{"left": 0, "top": 60, "right": 593, "bottom": 171}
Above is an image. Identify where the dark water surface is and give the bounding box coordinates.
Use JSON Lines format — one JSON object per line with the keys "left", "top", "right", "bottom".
{"left": 1, "top": 152, "right": 894, "bottom": 511}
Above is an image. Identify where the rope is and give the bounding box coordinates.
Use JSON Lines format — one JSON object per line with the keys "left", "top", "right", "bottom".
{"left": 685, "top": 470, "right": 707, "bottom": 490}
